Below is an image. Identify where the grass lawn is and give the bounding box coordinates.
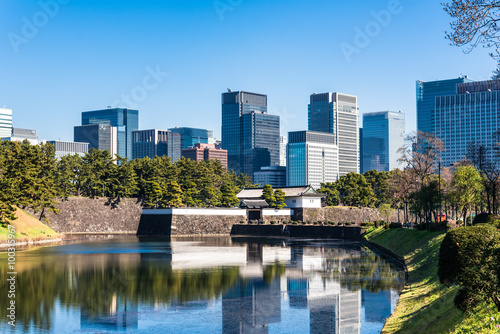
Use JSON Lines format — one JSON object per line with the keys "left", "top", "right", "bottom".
{"left": 0, "top": 208, "right": 60, "bottom": 243}
{"left": 365, "top": 228, "right": 500, "bottom": 334}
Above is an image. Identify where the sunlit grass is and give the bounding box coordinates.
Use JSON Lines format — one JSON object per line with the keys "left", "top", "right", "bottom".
{"left": 365, "top": 228, "right": 500, "bottom": 333}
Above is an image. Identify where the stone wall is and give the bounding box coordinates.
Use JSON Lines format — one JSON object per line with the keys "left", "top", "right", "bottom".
{"left": 40, "top": 197, "right": 143, "bottom": 234}
{"left": 296, "top": 206, "right": 401, "bottom": 223}
{"left": 171, "top": 215, "right": 242, "bottom": 236}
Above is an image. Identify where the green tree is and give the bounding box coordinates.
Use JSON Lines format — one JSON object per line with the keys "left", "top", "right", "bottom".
{"left": 439, "top": 225, "right": 500, "bottom": 312}
{"left": 451, "top": 165, "right": 484, "bottom": 225}
{"left": 318, "top": 182, "right": 340, "bottom": 206}
{"left": 56, "top": 154, "right": 83, "bottom": 198}
{"left": 274, "top": 189, "right": 286, "bottom": 209}
{"left": 364, "top": 170, "right": 392, "bottom": 207}
{"left": 337, "top": 173, "right": 376, "bottom": 207}
{"left": 221, "top": 181, "right": 239, "bottom": 207}
{"left": 379, "top": 203, "right": 393, "bottom": 224}
{"left": 110, "top": 156, "right": 138, "bottom": 200}
{"left": 261, "top": 184, "right": 276, "bottom": 207}
{"left": 163, "top": 180, "right": 183, "bottom": 208}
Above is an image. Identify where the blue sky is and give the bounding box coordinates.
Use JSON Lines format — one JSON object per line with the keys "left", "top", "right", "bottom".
{"left": 0, "top": 0, "right": 495, "bottom": 141}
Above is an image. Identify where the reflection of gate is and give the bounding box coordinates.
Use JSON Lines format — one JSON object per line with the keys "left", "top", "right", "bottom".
{"left": 248, "top": 210, "right": 261, "bottom": 221}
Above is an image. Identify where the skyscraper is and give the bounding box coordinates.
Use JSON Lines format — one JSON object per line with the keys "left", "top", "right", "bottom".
{"left": 308, "top": 92, "right": 359, "bottom": 176}
{"left": 132, "top": 129, "right": 181, "bottom": 161}
{"left": 168, "top": 127, "right": 215, "bottom": 149}
{"left": 287, "top": 131, "right": 339, "bottom": 189}
{"left": 221, "top": 91, "right": 280, "bottom": 178}
{"left": 416, "top": 76, "right": 473, "bottom": 135}
{"left": 279, "top": 135, "right": 287, "bottom": 167}
{"left": 435, "top": 79, "right": 500, "bottom": 166}
{"left": 81, "top": 108, "right": 139, "bottom": 160}
{"left": 362, "top": 111, "right": 405, "bottom": 173}
{"left": 0, "top": 107, "right": 12, "bottom": 139}
{"left": 74, "top": 124, "right": 118, "bottom": 156}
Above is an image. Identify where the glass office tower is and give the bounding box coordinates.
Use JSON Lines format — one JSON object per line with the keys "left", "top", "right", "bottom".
{"left": 287, "top": 131, "right": 338, "bottom": 189}
{"left": 132, "top": 129, "right": 181, "bottom": 161}
{"left": 308, "top": 92, "right": 359, "bottom": 176}
{"left": 435, "top": 80, "right": 500, "bottom": 166}
{"left": 168, "top": 127, "right": 215, "bottom": 149}
{"left": 221, "top": 91, "right": 280, "bottom": 178}
{"left": 416, "top": 76, "right": 473, "bottom": 135}
{"left": 0, "top": 107, "right": 12, "bottom": 138}
{"left": 81, "top": 108, "right": 138, "bottom": 160}
{"left": 362, "top": 111, "right": 405, "bottom": 173}
{"left": 74, "top": 124, "right": 118, "bottom": 156}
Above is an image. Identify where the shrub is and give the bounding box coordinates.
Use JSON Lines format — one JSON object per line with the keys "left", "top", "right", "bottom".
{"left": 360, "top": 222, "right": 375, "bottom": 228}
{"left": 338, "top": 222, "right": 343, "bottom": 226}
{"left": 473, "top": 213, "right": 500, "bottom": 229}
{"left": 438, "top": 225, "right": 500, "bottom": 312}
{"left": 389, "top": 222, "right": 403, "bottom": 229}
{"left": 239, "top": 221, "right": 245, "bottom": 224}
{"left": 292, "top": 221, "right": 298, "bottom": 225}
{"left": 384, "top": 223, "right": 390, "bottom": 229}
{"left": 270, "top": 220, "right": 276, "bottom": 225}
{"left": 374, "top": 220, "right": 385, "bottom": 228}
{"left": 345, "top": 222, "right": 353, "bottom": 226}
{"left": 328, "top": 221, "right": 334, "bottom": 225}
{"left": 313, "top": 221, "right": 320, "bottom": 225}
{"left": 456, "top": 219, "right": 463, "bottom": 226}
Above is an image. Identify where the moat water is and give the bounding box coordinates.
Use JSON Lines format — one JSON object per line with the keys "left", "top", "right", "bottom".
{"left": 0, "top": 236, "right": 405, "bottom": 333}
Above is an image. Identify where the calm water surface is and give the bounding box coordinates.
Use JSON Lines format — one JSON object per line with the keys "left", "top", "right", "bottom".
{"left": 0, "top": 236, "right": 404, "bottom": 333}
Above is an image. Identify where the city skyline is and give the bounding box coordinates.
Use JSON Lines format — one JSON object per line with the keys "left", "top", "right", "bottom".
{"left": 1, "top": 1, "right": 496, "bottom": 143}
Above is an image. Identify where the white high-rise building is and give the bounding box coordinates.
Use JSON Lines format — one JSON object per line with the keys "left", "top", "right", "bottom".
{"left": 308, "top": 92, "right": 359, "bottom": 176}
{"left": 0, "top": 107, "right": 13, "bottom": 139}
{"left": 279, "top": 135, "right": 287, "bottom": 166}
{"left": 287, "top": 131, "right": 339, "bottom": 189}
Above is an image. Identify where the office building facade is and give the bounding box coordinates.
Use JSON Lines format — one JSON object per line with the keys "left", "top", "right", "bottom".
{"left": 181, "top": 143, "right": 228, "bottom": 168}
{"left": 287, "top": 131, "right": 339, "bottom": 189}
{"left": 132, "top": 129, "right": 181, "bottom": 161}
{"left": 279, "top": 136, "right": 287, "bottom": 167}
{"left": 81, "top": 108, "right": 138, "bottom": 160}
{"left": 0, "top": 107, "right": 12, "bottom": 138}
{"left": 74, "top": 124, "right": 118, "bottom": 156}
{"left": 308, "top": 92, "right": 359, "bottom": 176}
{"left": 416, "top": 76, "right": 473, "bottom": 135}
{"left": 47, "top": 141, "right": 89, "bottom": 159}
{"left": 435, "top": 79, "right": 500, "bottom": 166}
{"left": 253, "top": 166, "right": 287, "bottom": 188}
{"left": 2, "top": 128, "right": 43, "bottom": 145}
{"left": 362, "top": 111, "right": 405, "bottom": 172}
{"left": 221, "top": 91, "right": 280, "bottom": 179}
{"left": 168, "top": 127, "right": 215, "bottom": 149}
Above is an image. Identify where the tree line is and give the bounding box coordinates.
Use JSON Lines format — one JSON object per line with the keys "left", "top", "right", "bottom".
{"left": 319, "top": 131, "right": 500, "bottom": 226}
{"left": 0, "top": 140, "right": 254, "bottom": 224}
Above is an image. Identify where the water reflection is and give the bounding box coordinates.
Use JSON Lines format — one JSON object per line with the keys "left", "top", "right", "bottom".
{"left": 0, "top": 236, "right": 404, "bottom": 333}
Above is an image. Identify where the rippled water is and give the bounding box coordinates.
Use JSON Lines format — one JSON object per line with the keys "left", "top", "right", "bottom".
{"left": 0, "top": 236, "right": 404, "bottom": 333}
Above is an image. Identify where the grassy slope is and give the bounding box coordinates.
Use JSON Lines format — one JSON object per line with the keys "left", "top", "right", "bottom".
{"left": 0, "top": 208, "right": 60, "bottom": 243}
{"left": 365, "top": 228, "right": 500, "bottom": 334}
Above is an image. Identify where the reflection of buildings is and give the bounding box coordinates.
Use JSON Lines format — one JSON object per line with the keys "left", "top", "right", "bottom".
{"left": 362, "top": 289, "right": 399, "bottom": 324}
{"left": 80, "top": 294, "right": 138, "bottom": 331}
{"left": 222, "top": 278, "right": 281, "bottom": 334}
{"left": 287, "top": 244, "right": 362, "bottom": 334}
